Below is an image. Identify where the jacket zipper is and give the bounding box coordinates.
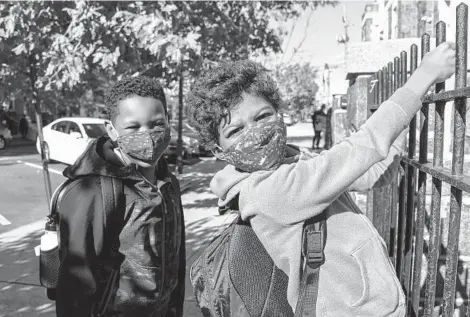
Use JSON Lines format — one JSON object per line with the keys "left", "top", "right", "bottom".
{"left": 136, "top": 172, "right": 169, "bottom": 300}
{"left": 171, "top": 192, "right": 179, "bottom": 256}
{"left": 160, "top": 192, "right": 166, "bottom": 296}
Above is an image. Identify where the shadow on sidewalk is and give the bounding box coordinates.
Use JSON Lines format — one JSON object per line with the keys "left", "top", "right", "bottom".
{"left": 185, "top": 213, "right": 234, "bottom": 264}
{"left": 184, "top": 197, "right": 220, "bottom": 209}
{"left": 0, "top": 213, "right": 235, "bottom": 317}
{"left": 0, "top": 230, "right": 55, "bottom": 316}
{"left": 178, "top": 159, "right": 227, "bottom": 196}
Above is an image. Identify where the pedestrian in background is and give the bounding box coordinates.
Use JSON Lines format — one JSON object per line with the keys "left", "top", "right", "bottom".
{"left": 19, "top": 114, "right": 29, "bottom": 139}
{"left": 311, "top": 104, "right": 327, "bottom": 149}
{"left": 324, "top": 107, "right": 333, "bottom": 149}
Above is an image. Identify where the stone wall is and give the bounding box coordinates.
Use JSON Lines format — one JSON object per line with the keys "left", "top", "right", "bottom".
{"left": 346, "top": 74, "right": 375, "bottom": 131}
{"left": 362, "top": 18, "right": 374, "bottom": 42}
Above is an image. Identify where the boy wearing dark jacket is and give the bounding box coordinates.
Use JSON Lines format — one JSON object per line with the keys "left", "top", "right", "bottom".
{"left": 55, "top": 76, "right": 185, "bottom": 317}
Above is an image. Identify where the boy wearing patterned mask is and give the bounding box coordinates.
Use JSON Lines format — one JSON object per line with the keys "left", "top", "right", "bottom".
{"left": 186, "top": 42, "right": 455, "bottom": 316}
{"left": 55, "top": 76, "right": 185, "bottom": 317}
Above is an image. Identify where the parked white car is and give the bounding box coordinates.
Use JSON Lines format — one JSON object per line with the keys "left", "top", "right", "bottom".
{"left": 36, "top": 117, "right": 110, "bottom": 165}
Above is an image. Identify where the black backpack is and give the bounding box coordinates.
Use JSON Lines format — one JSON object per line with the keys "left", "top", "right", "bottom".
{"left": 190, "top": 199, "right": 326, "bottom": 317}
{"left": 39, "top": 176, "right": 124, "bottom": 300}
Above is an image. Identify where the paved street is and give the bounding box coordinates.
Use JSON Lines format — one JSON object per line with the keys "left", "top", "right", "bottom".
{"left": 0, "top": 125, "right": 314, "bottom": 317}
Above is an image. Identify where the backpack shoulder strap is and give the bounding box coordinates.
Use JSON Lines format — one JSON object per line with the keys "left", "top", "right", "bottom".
{"left": 48, "top": 179, "right": 73, "bottom": 224}
{"left": 294, "top": 212, "right": 327, "bottom": 317}
{"left": 168, "top": 174, "right": 181, "bottom": 197}
{"left": 100, "top": 176, "right": 125, "bottom": 253}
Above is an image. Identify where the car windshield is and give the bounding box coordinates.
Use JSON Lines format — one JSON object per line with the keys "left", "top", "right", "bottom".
{"left": 82, "top": 123, "right": 107, "bottom": 138}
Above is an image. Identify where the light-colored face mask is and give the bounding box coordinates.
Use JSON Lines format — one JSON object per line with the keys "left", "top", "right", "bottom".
{"left": 213, "top": 115, "right": 288, "bottom": 173}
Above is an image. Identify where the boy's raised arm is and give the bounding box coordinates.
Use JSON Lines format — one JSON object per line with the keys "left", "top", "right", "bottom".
{"left": 348, "top": 128, "right": 407, "bottom": 191}
{"left": 242, "top": 42, "right": 456, "bottom": 225}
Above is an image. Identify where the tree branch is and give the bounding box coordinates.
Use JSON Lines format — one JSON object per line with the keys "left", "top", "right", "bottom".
{"left": 288, "top": 7, "right": 314, "bottom": 63}
{"left": 212, "top": 2, "right": 238, "bottom": 31}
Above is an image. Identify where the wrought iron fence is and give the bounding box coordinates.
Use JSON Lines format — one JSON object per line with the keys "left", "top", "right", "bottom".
{"left": 370, "top": 3, "right": 469, "bottom": 316}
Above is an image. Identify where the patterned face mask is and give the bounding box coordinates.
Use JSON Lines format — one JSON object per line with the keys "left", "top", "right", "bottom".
{"left": 116, "top": 126, "right": 171, "bottom": 164}
{"left": 214, "top": 116, "right": 287, "bottom": 173}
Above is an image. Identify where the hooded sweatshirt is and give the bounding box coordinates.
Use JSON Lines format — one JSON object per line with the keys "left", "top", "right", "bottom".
{"left": 210, "top": 87, "right": 420, "bottom": 316}
{"left": 55, "top": 136, "right": 185, "bottom": 317}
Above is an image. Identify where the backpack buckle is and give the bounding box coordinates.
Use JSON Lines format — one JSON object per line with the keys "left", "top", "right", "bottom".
{"left": 302, "top": 223, "right": 324, "bottom": 266}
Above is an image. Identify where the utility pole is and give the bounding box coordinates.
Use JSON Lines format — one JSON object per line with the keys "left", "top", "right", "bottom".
{"left": 322, "top": 63, "right": 331, "bottom": 106}
{"left": 336, "top": 3, "right": 350, "bottom": 65}
{"left": 30, "top": 52, "right": 53, "bottom": 208}
{"left": 176, "top": 52, "right": 184, "bottom": 175}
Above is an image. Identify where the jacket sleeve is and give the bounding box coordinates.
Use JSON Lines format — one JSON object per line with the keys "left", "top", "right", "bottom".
{"left": 348, "top": 128, "right": 408, "bottom": 192}
{"left": 166, "top": 176, "right": 186, "bottom": 317}
{"left": 55, "top": 178, "right": 104, "bottom": 317}
{"left": 239, "top": 88, "right": 422, "bottom": 225}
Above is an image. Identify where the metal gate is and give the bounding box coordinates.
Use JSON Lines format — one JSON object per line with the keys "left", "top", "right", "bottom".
{"left": 369, "top": 3, "right": 469, "bottom": 316}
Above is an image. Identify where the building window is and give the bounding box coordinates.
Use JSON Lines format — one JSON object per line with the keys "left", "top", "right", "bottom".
{"left": 362, "top": 18, "right": 373, "bottom": 42}
{"left": 392, "top": 5, "right": 398, "bottom": 39}
{"left": 417, "top": 1, "right": 427, "bottom": 38}
{"left": 388, "top": 8, "right": 392, "bottom": 39}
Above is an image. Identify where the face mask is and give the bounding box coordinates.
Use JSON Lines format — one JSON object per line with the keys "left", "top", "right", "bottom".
{"left": 214, "top": 116, "right": 287, "bottom": 173}
{"left": 116, "top": 126, "right": 171, "bottom": 165}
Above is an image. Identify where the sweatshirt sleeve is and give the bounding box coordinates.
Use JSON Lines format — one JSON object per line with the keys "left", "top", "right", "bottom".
{"left": 239, "top": 88, "right": 422, "bottom": 225}
{"left": 348, "top": 128, "right": 408, "bottom": 192}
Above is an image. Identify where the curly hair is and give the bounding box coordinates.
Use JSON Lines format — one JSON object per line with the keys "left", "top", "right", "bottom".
{"left": 105, "top": 76, "right": 167, "bottom": 122}
{"left": 185, "top": 60, "right": 282, "bottom": 146}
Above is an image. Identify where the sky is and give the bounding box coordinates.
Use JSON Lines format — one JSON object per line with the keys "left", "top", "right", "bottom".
{"left": 280, "top": 1, "right": 373, "bottom": 67}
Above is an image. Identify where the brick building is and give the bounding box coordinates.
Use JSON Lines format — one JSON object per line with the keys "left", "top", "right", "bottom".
{"left": 361, "top": 3, "right": 381, "bottom": 41}
{"left": 362, "top": 0, "right": 439, "bottom": 42}
{"left": 356, "top": 0, "right": 470, "bottom": 156}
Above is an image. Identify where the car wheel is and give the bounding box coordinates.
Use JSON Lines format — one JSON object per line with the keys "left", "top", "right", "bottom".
{"left": 0, "top": 136, "right": 5, "bottom": 150}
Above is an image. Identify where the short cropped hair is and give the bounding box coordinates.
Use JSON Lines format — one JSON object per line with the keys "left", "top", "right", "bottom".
{"left": 185, "top": 60, "right": 282, "bottom": 146}
{"left": 104, "top": 76, "right": 167, "bottom": 122}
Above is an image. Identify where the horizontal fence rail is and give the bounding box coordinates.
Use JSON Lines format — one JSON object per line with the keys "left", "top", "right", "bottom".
{"left": 368, "top": 3, "right": 469, "bottom": 316}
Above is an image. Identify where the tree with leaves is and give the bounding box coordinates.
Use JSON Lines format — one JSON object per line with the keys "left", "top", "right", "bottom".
{"left": 1, "top": 0, "right": 336, "bottom": 183}
{"left": 274, "top": 62, "right": 319, "bottom": 116}
{"left": 1, "top": 1, "right": 337, "bottom": 114}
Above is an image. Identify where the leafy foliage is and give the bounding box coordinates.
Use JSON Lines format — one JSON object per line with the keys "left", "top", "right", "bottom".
{"left": 274, "top": 63, "right": 319, "bottom": 114}
{"left": 0, "top": 1, "right": 336, "bottom": 115}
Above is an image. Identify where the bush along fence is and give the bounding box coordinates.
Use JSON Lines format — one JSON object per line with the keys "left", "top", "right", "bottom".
{"left": 369, "top": 3, "right": 470, "bottom": 317}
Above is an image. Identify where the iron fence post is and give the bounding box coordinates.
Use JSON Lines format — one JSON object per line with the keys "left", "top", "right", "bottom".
{"left": 443, "top": 4, "right": 468, "bottom": 316}
{"left": 424, "top": 21, "right": 447, "bottom": 317}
